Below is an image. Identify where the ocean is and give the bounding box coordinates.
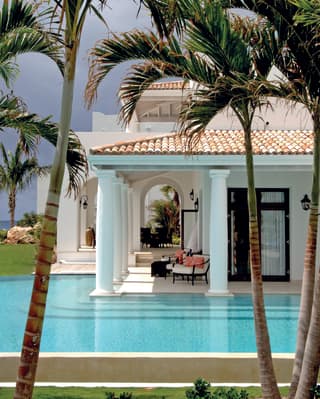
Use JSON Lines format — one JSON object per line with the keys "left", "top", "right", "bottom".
{"left": 0, "top": 221, "right": 10, "bottom": 230}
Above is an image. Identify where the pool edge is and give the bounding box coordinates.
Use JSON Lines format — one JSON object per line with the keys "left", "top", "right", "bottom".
{"left": 0, "top": 352, "right": 294, "bottom": 384}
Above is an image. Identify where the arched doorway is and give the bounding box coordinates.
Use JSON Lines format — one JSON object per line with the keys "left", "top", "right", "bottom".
{"left": 141, "top": 183, "right": 180, "bottom": 248}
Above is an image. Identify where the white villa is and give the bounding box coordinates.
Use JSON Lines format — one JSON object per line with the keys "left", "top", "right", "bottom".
{"left": 37, "top": 80, "right": 314, "bottom": 295}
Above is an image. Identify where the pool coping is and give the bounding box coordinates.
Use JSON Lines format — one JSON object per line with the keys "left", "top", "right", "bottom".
{"left": 0, "top": 352, "right": 294, "bottom": 384}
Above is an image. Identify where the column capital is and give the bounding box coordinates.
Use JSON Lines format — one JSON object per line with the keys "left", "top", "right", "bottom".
{"left": 95, "top": 169, "right": 116, "bottom": 179}
{"left": 209, "top": 169, "right": 230, "bottom": 179}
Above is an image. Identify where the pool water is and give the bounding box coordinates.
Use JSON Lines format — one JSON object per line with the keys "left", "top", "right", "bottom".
{"left": 0, "top": 275, "right": 300, "bottom": 353}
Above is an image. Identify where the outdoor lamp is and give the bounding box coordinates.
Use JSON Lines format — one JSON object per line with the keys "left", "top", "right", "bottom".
{"left": 301, "top": 194, "right": 311, "bottom": 211}
{"left": 189, "top": 189, "right": 194, "bottom": 201}
{"left": 194, "top": 197, "right": 199, "bottom": 211}
{"left": 80, "top": 194, "right": 88, "bottom": 210}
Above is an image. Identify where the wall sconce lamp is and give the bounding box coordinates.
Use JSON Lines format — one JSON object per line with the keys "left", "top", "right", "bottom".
{"left": 80, "top": 194, "right": 88, "bottom": 210}
{"left": 189, "top": 189, "right": 194, "bottom": 201}
{"left": 301, "top": 194, "right": 311, "bottom": 211}
{"left": 194, "top": 197, "right": 199, "bottom": 211}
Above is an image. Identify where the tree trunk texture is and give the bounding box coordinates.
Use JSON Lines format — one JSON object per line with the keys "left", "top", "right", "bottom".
{"left": 244, "top": 129, "right": 281, "bottom": 399}
{"left": 14, "top": 56, "right": 75, "bottom": 398}
{"left": 292, "top": 125, "right": 320, "bottom": 399}
{"left": 9, "top": 190, "right": 16, "bottom": 228}
{"left": 289, "top": 165, "right": 318, "bottom": 397}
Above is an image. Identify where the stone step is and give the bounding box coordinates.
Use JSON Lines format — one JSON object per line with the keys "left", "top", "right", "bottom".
{"left": 135, "top": 252, "right": 153, "bottom": 267}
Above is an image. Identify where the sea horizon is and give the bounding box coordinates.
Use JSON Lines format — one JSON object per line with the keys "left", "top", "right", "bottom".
{"left": 0, "top": 220, "right": 10, "bottom": 230}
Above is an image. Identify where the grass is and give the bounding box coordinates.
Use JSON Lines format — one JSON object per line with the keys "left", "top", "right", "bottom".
{"left": 0, "top": 386, "right": 290, "bottom": 399}
{"left": 0, "top": 243, "right": 36, "bottom": 275}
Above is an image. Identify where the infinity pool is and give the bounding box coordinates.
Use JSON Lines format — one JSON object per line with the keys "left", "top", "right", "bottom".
{"left": 0, "top": 275, "right": 300, "bottom": 353}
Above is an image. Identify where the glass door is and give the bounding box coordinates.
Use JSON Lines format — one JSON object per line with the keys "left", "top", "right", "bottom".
{"left": 228, "top": 188, "right": 289, "bottom": 281}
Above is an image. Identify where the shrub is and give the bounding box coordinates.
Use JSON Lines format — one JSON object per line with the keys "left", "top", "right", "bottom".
{"left": 186, "top": 379, "right": 249, "bottom": 399}
{"left": 186, "top": 378, "right": 212, "bottom": 399}
{"left": 17, "top": 212, "right": 43, "bottom": 227}
{"left": 311, "top": 385, "right": 320, "bottom": 398}
{"left": 0, "top": 229, "right": 7, "bottom": 243}
{"left": 105, "top": 392, "right": 133, "bottom": 399}
{"left": 212, "top": 387, "right": 248, "bottom": 399}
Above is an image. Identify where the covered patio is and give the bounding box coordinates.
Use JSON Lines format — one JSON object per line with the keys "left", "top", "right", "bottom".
{"left": 51, "top": 247, "right": 302, "bottom": 295}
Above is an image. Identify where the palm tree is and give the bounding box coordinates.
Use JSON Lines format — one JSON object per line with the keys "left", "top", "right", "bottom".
{"left": 14, "top": 0, "right": 107, "bottom": 396}
{"left": 0, "top": 142, "right": 50, "bottom": 227}
{"left": 226, "top": 1, "right": 320, "bottom": 397}
{"left": 85, "top": 1, "right": 282, "bottom": 397}
{"left": 149, "top": 186, "right": 180, "bottom": 239}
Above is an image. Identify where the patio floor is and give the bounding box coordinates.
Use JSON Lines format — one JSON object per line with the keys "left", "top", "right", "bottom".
{"left": 51, "top": 247, "right": 302, "bottom": 295}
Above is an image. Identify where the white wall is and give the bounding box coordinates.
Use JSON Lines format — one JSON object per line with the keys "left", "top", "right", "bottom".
{"left": 92, "top": 112, "right": 124, "bottom": 132}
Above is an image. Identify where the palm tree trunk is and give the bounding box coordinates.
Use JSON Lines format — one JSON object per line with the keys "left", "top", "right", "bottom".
{"left": 14, "top": 50, "right": 75, "bottom": 399}
{"left": 295, "top": 270, "right": 320, "bottom": 399}
{"left": 9, "top": 190, "right": 16, "bottom": 228}
{"left": 290, "top": 120, "right": 320, "bottom": 399}
{"left": 244, "top": 128, "right": 281, "bottom": 399}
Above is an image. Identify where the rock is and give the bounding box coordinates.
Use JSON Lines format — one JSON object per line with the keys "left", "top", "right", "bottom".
{"left": 4, "top": 226, "right": 36, "bottom": 244}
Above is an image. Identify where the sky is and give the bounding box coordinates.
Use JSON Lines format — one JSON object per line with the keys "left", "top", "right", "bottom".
{"left": 0, "top": 0, "right": 151, "bottom": 222}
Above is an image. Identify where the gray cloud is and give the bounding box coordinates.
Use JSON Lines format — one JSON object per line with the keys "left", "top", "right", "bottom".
{"left": 0, "top": 1, "right": 150, "bottom": 221}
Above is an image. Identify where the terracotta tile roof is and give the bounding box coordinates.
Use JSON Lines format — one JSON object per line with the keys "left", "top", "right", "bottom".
{"left": 90, "top": 129, "right": 314, "bottom": 156}
{"left": 148, "top": 80, "right": 191, "bottom": 90}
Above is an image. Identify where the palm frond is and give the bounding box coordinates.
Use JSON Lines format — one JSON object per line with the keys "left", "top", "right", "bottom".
{"left": 139, "top": 0, "right": 187, "bottom": 39}
{"left": 86, "top": 28, "right": 219, "bottom": 109}
{"left": 0, "top": 0, "right": 64, "bottom": 81}
{"left": 0, "top": 92, "right": 87, "bottom": 196}
{"left": 291, "top": 0, "right": 320, "bottom": 28}
{"left": 86, "top": 30, "right": 171, "bottom": 107}
{"left": 185, "top": 0, "right": 251, "bottom": 75}
{"left": 230, "top": 0, "right": 320, "bottom": 98}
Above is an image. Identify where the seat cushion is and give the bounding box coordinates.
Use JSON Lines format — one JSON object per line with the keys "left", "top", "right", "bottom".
{"left": 173, "top": 265, "right": 193, "bottom": 275}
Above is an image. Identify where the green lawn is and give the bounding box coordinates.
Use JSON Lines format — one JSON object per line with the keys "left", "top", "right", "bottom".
{"left": 0, "top": 244, "right": 36, "bottom": 275}
{"left": 0, "top": 386, "right": 290, "bottom": 399}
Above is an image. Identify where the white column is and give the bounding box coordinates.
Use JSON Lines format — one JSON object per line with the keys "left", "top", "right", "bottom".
{"left": 128, "top": 188, "right": 134, "bottom": 253}
{"left": 113, "top": 178, "right": 123, "bottom": 282}
{"left": 201, "top": 171, "right": 211, "bottom": 254}
{"left": 91, "top": 170, "right": 115, "bottom": 295}
{"left": 127, "top": 188, "right": 135, "bottom": 267}
{"left": 207, "top": 169, "right": 230, "bottom": 295}
{"left": 121, "top": 183, "right": 129, "bottom": 276}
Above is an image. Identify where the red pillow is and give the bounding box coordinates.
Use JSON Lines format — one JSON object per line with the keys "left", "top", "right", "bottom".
{"left": 193, "top": 256, "right": 205, "bottom": 268}
{"left": 175, "top": 249, "right": 184, "bottom": 264}
{"left": 184, "top": 256, "right": 194, "bottom": 267}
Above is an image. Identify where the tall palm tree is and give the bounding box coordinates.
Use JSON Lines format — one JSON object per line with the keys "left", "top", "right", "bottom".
{"left": 85, "top": 1, "right": 282, "bottom": 397}
{"left": 14, "top": 0, "right": 107, "bottom": 397}
{"left": 0, "top": 142, "right": 50, "bottom": 227}
{"left": 226, "top": 1, "right": 320, "bottom": 397}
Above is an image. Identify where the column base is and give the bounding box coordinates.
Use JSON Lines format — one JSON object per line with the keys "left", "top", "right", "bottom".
{"left": 206, "top": 290, "right": 234, "bottom": 297}
{"left": 89, "top": 288, "right": 121, "bottom": 297}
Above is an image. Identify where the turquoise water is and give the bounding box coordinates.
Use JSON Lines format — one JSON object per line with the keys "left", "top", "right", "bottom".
{"left": 0, "top": 275, "right": 300, "bottom": 353}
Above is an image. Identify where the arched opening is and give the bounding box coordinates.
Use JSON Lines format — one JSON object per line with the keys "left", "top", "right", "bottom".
{"left": 79, "top": 178, "right": 97, "bottom": 248}
{"left": 141, "top": 184, "right": 180, "bottom": 248}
